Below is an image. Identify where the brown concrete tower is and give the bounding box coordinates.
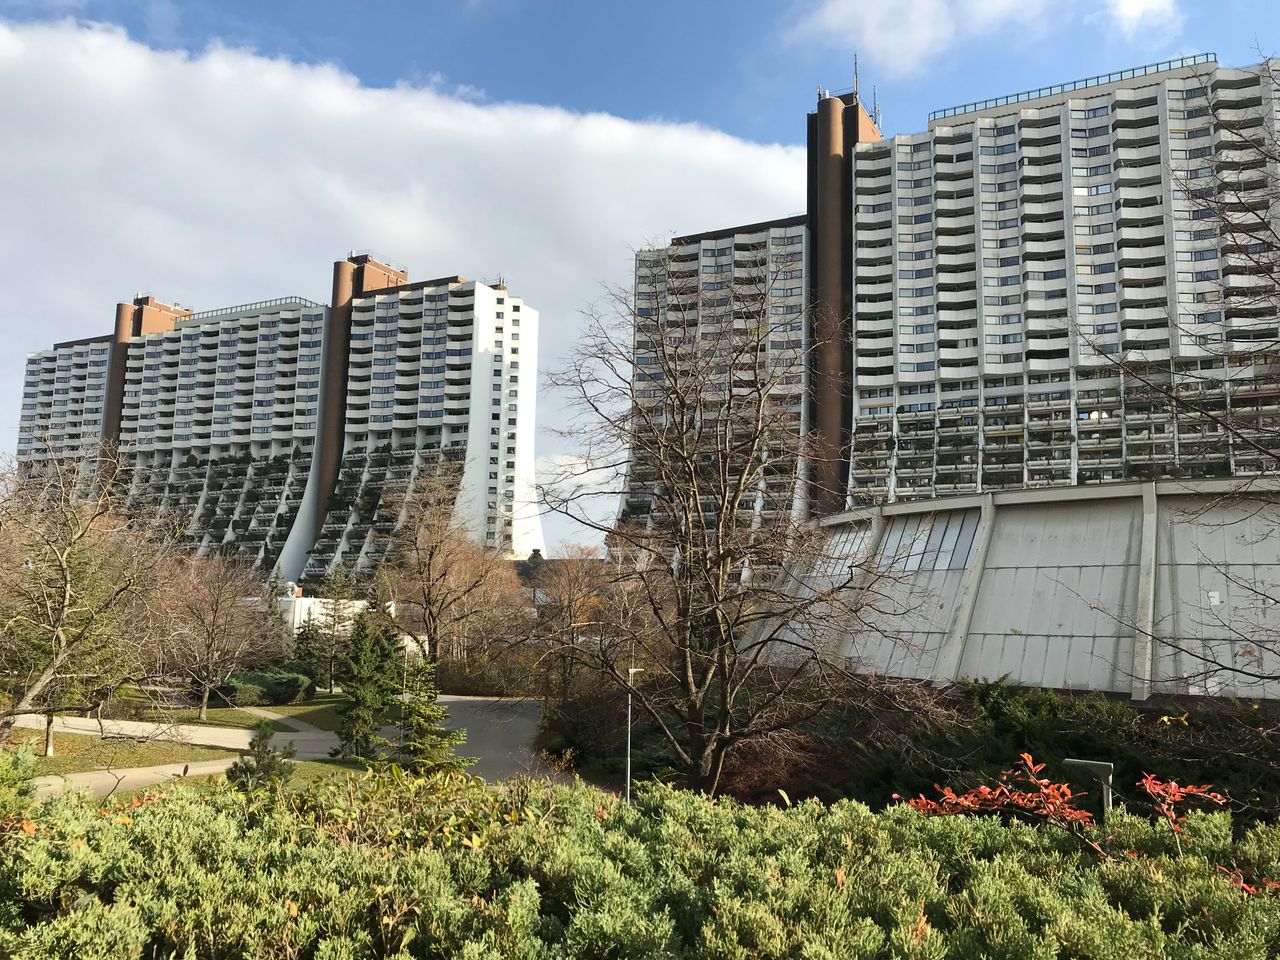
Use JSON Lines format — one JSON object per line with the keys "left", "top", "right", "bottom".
{"left": 806, "top": 89, "right": 882, "bottom": 515}
{"left": 101, "top": 295, "right": 190, "bottom": 448}
{"left": 298, "top": 253, "right": 410, "bottom": 554}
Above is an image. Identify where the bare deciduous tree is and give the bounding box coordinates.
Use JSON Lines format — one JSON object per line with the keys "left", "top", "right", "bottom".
{"left": 541, "top": 245, "right": 917, "bottom": 793}
{"left": 531, "top": 545, "right": 608, "bottom": 708}
{"left": 163, "top": 553, "right": 284, "bottom": 720}
{"left": 0, "top": 450, "right": 178, "bottom": 748}
{"left": 380, "top": 465, "right": 531, "bottom": 662}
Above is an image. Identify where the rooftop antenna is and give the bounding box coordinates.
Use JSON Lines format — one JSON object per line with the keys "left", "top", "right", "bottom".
{"left": 853, "top": 52, "right": 860, "bottom": 102}
{"left": 873, "top": 83, "right": 882, "bottom": 129}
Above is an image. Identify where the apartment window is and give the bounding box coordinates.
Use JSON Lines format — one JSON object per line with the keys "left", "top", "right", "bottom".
{"left": 1074, "top": 223, "right": 1111, "bottom": 237}
{"left": 1070, "top": 106, "right": 1107, "bottom": 120}
{"left": 1072, "top": 183, "right": 1112, "bottom": 196}
{"left": 982, "top": 236, "right": 1018, "bottom": 250}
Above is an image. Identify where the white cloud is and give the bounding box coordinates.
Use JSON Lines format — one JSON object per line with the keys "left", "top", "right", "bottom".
{"left": 0, "top": 18, "right": 805, "bottom": 550}
{"left": 790, "top": 0, "right": 1184, "bottom": 72}
{"left": 1103, "top": 0, "right": 1183, "bottom": 44}
{"left": 789, "top": 0, "right": 1051, "bottom": 74}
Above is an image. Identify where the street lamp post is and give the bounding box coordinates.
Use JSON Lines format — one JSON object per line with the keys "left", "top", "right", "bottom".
{"left": 626, "top": 667, "right": 644, "bottom": 803}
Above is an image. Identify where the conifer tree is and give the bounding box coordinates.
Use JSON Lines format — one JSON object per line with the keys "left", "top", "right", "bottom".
{"left": 293, "top": 614, "right": 326, "bottom": 685}
{"left": 316, "top": 565, "right": 359, "bottom": 693}
{"left": 227, "top": 720, "right": 295, "bottom": 791}
{"left": 399, "top": 653, "right": 472, "bottom": 775}
{"left": 333, "top": 612, "right": 399, "bottom": 761}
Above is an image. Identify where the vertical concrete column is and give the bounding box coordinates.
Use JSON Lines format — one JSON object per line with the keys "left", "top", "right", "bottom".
{"left": 934, "top": 495, "right": 997, "bottom": 681}
{"left": 313, "top": 260, "right": 356, "bottom": 530}
{"left": 286, "top": 260, "right": 356, "bottom": 575}
{"left": 100, "top": 302, "right": 137, "bottom": 449}
{"left": 811, "top": 95, "right": 847, "bottom": 516}
{"left": 1130, "top": 482, "right": 1159, "bottom": 701}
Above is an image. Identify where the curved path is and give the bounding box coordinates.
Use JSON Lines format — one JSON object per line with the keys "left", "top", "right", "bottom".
{"left": 23, "top": 696, "right": 547, "bottom": 798}
{"left": 19, "top": 710, "right": 337, "bottom": 799}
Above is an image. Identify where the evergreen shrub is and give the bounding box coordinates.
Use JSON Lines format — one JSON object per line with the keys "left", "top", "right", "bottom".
{"left": 4, "top": 766, "right": 1280, "bottom": 957}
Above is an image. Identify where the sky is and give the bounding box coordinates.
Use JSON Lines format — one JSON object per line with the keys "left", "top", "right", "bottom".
{"left": 1, "top": 0, "right": 1278, "bottom": 550}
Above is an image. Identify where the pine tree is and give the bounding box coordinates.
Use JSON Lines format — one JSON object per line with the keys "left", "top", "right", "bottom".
{"left": 228, "top": 720, "right": 296, "bottom": 791}
{"left": 317, "top": 565, "right": 359, "bottom": 693}
{"left": 399, "top": 654, "right": 472, "bottom": 775}
{"left": 333, "top": 612, "right": 399, "bottom": 761}
{"left": 293, "top": 614, "right": 326, "bottom": 683}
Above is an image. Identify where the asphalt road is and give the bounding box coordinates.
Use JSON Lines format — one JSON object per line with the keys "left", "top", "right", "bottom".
{"left": 438, "top": 695, "right": 549, "bottom": 781}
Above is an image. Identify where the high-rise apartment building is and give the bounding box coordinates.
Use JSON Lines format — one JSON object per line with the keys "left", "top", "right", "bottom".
{"left": 633, "top": 54, "right": 1280, "bottom": 517}
{"left": 624, "top": 218, "right": 811, "bottom": 527}
{"left": 17, "top": 253, "right": 544, "bottom": 581}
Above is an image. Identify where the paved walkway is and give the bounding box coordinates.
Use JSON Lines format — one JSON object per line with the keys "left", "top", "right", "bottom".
{"left": 12, "top": 711, "right": 336, "bottom": 758}
{"left": 22, "top": 696, "right": 548, "bottom": 798}
{"left": 18, "top": 709, "right": 339, "bottom": 799}
{"left": 32, "top": 759, "right": 238, "bottom": 800}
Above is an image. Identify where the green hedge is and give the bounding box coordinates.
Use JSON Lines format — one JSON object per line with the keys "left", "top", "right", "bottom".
{"left": 4, "top": 762, "right": 1280, "bottom": 957}
{"left": 552, "top": 679, "right": 1280, "bottom": 821}
{"left": 218, "top": 669, "right": 314, "bottom": 707}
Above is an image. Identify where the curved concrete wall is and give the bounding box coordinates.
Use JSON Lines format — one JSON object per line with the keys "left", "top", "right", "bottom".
{"left": 794, "top": 479, "right": 1280, "bottom": 699}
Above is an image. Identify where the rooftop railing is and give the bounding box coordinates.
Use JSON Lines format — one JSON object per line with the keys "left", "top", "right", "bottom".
{"left": 928, "top": 52, "right": 1217, "bottom": 123}
{"left": 181, "top": 297, "right": 327, "bottom": 323}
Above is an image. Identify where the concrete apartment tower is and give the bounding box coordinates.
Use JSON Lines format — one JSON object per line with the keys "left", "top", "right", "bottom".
{"left": 17, "top": 253, "right": 544, "bottom": 583}
{"left": 628, "top": 53, "right": 1280, "bottom": 521}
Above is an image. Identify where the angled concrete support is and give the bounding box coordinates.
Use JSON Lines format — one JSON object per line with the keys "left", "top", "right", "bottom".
{"left": 934, "top": 494, "right": 996, "bottom": 682}
{"left": 1130, "top": 482, "right": 1159, "bottom": 701}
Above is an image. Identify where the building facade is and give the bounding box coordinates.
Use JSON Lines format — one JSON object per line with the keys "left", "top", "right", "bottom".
{"left": 624, "top": 217, "right": 811, "bottom": 528}
{"left": 838, "top": 54, "right": 1279, "bottom": 505}
{"left": 787, "top": 479, "right": 1280, "bottom": 701}
{"left": 632, "top": 54, "right": 1280, "bottom": 520}
{"left": 17, "top": 253, "right": 544, "bottom": 582}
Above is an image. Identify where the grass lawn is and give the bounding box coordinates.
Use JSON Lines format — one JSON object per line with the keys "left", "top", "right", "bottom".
{"left": 144, "top": 706, "right": 282, "bottom": 732}
{"left": 267, "top": 693, "right": 350, "bottom": 733}
{"left": 9, "top": 729, "right": 240, "bottom": 778}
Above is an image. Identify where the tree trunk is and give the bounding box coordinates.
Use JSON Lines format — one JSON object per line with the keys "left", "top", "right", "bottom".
{"left": 44, "top": 713, "right": 55, "bottom": 758}
{"left": 199, "top": 685, "right": 211, "bottom": 721}
{"left": 0, "top": 654, "right": 66, "bottom": 745}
